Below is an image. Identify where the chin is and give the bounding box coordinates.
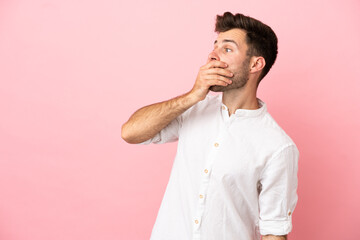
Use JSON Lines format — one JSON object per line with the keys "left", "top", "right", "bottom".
{"left": 209, "top": 85, "right": 228, "bottom": 92}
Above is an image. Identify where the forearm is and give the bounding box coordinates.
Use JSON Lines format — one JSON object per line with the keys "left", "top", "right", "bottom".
{"left": 262, "top": 235, "right": 287, "bottom": 240}
{"left": 121, "top": 91, "right": 199, "bottom": 144}
{"left": 122, "top": 59, "right": 232, "bottom": 144}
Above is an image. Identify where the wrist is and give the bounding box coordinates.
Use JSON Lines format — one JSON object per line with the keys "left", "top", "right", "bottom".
{"left": 185, "top": 90, "right": 203, "bottom": 105}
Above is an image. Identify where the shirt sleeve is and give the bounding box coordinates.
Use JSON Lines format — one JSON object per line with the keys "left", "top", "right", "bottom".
{"left": 137, "top": 114, "right": 182, "bottom": 145}
{"left": 258, "top": 143, "right": 299, "bottom": 236}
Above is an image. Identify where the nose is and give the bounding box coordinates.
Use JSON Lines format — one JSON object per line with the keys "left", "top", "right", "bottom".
{"left": 207, "top": 50, "right": 220, "bottom": 63}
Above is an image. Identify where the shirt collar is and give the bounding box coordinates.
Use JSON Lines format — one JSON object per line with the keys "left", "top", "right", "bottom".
{"left": 218, "top": 94, "right": 267, "bottom": 118}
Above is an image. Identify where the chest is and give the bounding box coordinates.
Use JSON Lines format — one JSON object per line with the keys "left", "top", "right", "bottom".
{"left": 178, "top": 115, "right": 267, "bottom": 183}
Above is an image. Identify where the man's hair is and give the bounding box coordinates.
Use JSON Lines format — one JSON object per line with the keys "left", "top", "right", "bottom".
{"left": 215, "top": 12, "right": 278, "bottom": 85}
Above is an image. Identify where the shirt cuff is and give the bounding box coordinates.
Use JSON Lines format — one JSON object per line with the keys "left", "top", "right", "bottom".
{"left": 259, "top": 219, "right": 292, "bottom": 236}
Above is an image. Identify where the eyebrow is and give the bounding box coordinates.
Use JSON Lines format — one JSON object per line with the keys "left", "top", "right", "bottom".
{"left": 214, "top": 39, "right": 239, "bottom": 48}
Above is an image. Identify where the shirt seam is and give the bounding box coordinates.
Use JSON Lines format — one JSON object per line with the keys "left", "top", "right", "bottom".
{"left": 259, "top": 143, "right": 296, "bottom": 179}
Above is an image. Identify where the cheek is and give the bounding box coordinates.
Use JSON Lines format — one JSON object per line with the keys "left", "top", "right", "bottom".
{"left": 228, "top": 61, "right": 243, "bottom": 72}
{"left": 222, "top": 56, "right": 241, "bottom": 67}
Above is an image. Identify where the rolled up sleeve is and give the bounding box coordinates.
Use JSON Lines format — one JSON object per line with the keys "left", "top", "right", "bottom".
{"left": 137, "top": 115, "right": 182, "bottom": 145}
{"left": 258, "top": 143, "right": 299, "bottom": 236}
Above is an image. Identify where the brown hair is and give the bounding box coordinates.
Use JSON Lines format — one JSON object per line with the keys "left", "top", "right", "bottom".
{"left": 215, "top": 12, "right": 278, "bottom": 84}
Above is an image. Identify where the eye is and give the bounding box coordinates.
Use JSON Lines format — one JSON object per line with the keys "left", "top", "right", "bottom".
{"left": 225, "top": 48, "right": 232, "bottom": 52}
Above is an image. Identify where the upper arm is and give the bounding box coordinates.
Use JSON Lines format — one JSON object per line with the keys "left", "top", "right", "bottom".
{"left": 258, "top": 143, "right": 299, "bottom": 236}
{"left": 261, "top": 235, "right": 287, "bottom": 240}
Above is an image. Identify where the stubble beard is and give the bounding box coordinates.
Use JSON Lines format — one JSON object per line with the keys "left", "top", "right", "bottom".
{"left": 209, "top": 59, "right": 250, "bottom": 92}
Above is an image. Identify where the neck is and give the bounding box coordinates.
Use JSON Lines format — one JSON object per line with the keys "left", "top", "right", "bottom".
{"left": 222, "top": 84, "right": 259, "bottom": 116}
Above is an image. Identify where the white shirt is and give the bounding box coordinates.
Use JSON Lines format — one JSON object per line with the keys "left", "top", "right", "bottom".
{"left": 139, "top": 93, "right": 299, "bottom": 240}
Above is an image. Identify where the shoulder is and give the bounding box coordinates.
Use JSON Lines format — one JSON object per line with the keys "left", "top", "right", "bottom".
{"left": 182, "top": 93, "right": 221, "bottom": 119}
{"left": 195, "top": 93, "right": 220, "bottom": 109}
{"left": 255, "top": 112, "right": 298, "bottom": 153}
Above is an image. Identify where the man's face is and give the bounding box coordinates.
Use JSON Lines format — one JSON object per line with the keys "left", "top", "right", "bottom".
{"left": 208, "top": 28, "right": 251, "bottom": 92}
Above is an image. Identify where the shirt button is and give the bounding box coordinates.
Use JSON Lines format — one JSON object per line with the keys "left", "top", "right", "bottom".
{"left": 214, "top": 142, "right": 219, "bottom": 147}
{"left": 195, "top": 219, "right": 199, "bottom": 224}
{"left": 204, "top": 169, "right": 208, "bottom": 174}
{"left": 199, "top": 194, "right": 203, "bottom": 199}
{"left": 288, "top": 211, "right": 292, "bottom": 216}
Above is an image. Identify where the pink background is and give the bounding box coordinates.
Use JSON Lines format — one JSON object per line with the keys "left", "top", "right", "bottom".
{"left": 0, "top": 0, "right": 359, "bottom": 239}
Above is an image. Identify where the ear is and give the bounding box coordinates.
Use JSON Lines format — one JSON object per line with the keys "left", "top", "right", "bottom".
{"left": 249, "top": 56, "right": 265, "bottom": 74}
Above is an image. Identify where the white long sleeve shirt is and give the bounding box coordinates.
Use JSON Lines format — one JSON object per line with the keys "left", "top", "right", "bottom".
{"left": 138, "top": 93, "right": 299, "bottom": 240}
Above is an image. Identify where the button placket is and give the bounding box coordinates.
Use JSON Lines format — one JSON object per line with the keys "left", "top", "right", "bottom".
{"left": 193, "top": 216, "right": 202, "bottom": 230}
{"left": 198, "top": 193, "right": 205, "bottom": 206}
{"left": 193, "top": 166, "right": 211, "bottom": 235}
{"left": 193, "top": 120, "right": 226, "bottom": 239}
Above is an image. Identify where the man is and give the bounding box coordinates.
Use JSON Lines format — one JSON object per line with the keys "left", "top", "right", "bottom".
{"left": 122, "top": 12, "right": 299, "bottom": 240}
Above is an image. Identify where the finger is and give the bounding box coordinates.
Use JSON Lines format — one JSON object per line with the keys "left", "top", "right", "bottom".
{"left": 204, "top": 68, "right": 233, "bottom": 78}
{"left": 202, "top": 60, "right": 228, "bottom": 70}
{"left": 203, "top": 75, "right": 232, "bottom": 85}
{"left": 207, "top": 79, "right": 230, "bottom": 87}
